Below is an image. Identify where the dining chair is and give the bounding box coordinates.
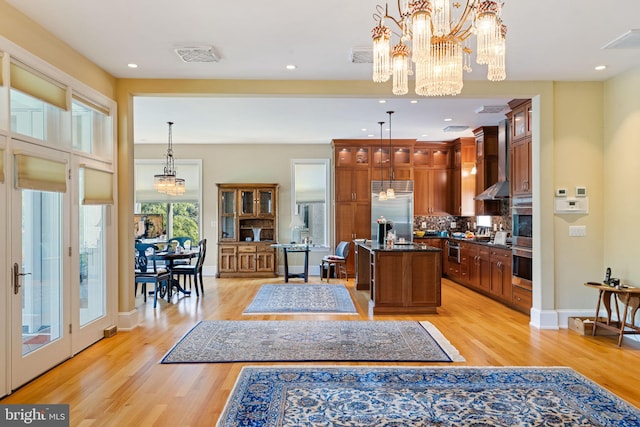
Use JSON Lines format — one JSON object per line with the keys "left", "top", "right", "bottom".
{"left": 320, "top": 241, "right": 350, "bottom": 283}
{"left": 171, "top": 239, "right": 207, "bottom": 296}
{"left": 134, "top": 243, "right": 171, "bottom": 308}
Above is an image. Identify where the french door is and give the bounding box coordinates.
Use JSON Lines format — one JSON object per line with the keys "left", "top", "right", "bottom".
{"left": 10, "top": 143, "right": 71, "bottom": 388}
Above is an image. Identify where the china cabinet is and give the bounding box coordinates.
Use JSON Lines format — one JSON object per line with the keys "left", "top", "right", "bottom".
{"left": 216, "top": 183, "right": 278, "bottom": 277}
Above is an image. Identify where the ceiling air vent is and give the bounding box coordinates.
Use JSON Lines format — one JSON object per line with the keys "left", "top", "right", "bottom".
{"left": 475, "top": 105, "right": 508, "bottom": 114}
{"left": 602, "top": 29, "right": 640, "bottom": 49}
{"left": 175, "top": 46, "right": 220, "bottom": 63}
{"left": 350, "top": 47, "right": 373, "bottom": 63}
{"left": 443, "top": 125, "right": 469, "bottom": 132}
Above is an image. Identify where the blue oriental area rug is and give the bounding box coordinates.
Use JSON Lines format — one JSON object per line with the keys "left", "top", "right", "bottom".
{"left": 216, "top": 366, "right": 640, "bottom": 427}
{"left": 243, "top": 284, "right": 357, "bottom": 314}
{"left": 161, "top": 320, "right": 464, "bottom": 363}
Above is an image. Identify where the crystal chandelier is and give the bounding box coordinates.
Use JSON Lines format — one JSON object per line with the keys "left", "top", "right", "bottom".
{"left": 371, "top": 0, "right": 506, "bottom": 97}
{"left": 153, "top": 121, "right": 186, "bottom": 196}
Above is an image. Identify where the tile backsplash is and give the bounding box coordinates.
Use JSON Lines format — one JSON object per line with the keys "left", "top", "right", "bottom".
{"left": 414, "top": 202, "right": 512, "bottom": 234}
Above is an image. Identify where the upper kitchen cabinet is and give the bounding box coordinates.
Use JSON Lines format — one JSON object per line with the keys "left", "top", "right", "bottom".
{"left": 333, "top": 140, "right": 372, "bottom": 203}
{"left": 335, "top": 146, "right": 370, "bottom": 168}
{"left": 508, "top": 99, "right": 532, "bottom": 198}
{"left": 509, "top": 99, "right": 532, "bottom": 141}
{"left": 473, "top": 126, "right": 501, "bottom": 215}
{"left": 414, "top": 142, "right": 453, "bottom": 216}
{"left": 450, "top": 137, "right": 476, "bottom": 217}
{"left": 413, "top": 144, "right": 452, "bottom": 168}
{"left": 335, "top": 168, "right": 370, "bottom": 203}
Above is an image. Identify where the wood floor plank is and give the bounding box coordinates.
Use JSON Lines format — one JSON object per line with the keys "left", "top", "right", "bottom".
{"left": 1, "top": 277, "right": 639, "bottom": 426}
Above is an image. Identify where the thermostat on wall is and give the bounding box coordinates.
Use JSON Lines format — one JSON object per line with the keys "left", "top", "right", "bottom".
{"left": 575, "top": 186, "right": 587, "bottom": 197}
{"left": 554, "top": 197, "right": 589, "bottom": 214}
{"left": 556, "top": 188, "right": 567, "bottom": 197}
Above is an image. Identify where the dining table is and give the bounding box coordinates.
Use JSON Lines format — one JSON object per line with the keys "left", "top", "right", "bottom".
{"left": 152, "top": 249, "right": 198, "bottom": 298}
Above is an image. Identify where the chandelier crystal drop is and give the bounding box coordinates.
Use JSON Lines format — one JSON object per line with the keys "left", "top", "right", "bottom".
{"left": 153, "top": 121, "right": 186, "bottom": 196}
{"left": 370, "top": 0, "right": 506, "bottom": 97}
{"left": 392, "top": 44, "right": 410, "bottom": 95}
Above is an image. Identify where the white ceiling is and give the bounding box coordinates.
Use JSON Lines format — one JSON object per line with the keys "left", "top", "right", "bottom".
{"left": 7, "top": 0, "right": 640, "bottom": 144}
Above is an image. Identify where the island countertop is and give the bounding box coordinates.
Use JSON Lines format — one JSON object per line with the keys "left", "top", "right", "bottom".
{"left": 355, "top": 240, "right": 442, "bottom": 252}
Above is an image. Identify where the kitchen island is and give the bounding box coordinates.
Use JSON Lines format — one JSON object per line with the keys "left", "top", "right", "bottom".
{"left": 354, "top": 241, "right": 442, "bottom": 315}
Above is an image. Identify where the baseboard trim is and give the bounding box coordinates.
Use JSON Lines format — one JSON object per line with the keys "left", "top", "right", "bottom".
{"left": 117, "top": 309, "right": 138, "bottom": 331}
{"left": 530, "top": 308, "right": 559, "bottom": 330}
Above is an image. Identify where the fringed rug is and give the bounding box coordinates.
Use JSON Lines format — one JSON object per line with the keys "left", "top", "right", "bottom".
{"left": 243, "top": 284, "right": 357, "bottom": 314}
{"left": 161, "top": 320, "right": 464, "bottom": 363}
{"left": 217, "top": 366, "right": 640, "bottom": 427}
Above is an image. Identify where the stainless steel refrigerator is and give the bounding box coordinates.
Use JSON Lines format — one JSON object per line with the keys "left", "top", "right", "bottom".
{"left": 371, "top": 180, "right": 414, "bottom": 242}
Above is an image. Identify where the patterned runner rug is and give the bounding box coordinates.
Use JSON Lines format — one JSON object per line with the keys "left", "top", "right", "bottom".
{"left": 217, "top": 366, "right": 640, "bottom": 427}
{"left": 161, "top": 320, "right": 464, "bottom": 363}
{"left": 243, "top": 284, "right": 357, "bottom": 314}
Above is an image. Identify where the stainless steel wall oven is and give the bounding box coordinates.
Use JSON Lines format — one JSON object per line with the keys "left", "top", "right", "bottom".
{"left": 512, "top": 204, "right": 532, "bottom": 249}
{"left": 512, "top": 200, "right": 533, "bottom": 290}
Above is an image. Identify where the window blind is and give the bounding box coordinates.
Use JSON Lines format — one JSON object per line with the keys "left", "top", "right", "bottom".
{"left": 72, "top": 94, "right": 110, "bottom": 117}
{"left": 10, "top": 61, "right": 68, "bottom": 111}
{"left": 15, "top": 153, "right": 67, "bottom": 192}
{"left": 81, "top": 166, "right": 114, "bottom": 205}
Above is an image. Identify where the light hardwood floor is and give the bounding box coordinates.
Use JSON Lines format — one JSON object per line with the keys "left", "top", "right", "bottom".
{"left": 2, "top": 277, "right": 639, "bottom": 426}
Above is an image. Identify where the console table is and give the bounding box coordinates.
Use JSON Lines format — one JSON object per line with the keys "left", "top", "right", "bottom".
{"left": 584, "top": 282, "right": 640, "bottom": 346}
{"left": 271, "top": 244, "right": 309, "bottom": 283}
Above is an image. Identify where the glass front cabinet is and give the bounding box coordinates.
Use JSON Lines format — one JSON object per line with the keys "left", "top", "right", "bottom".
{"left": 217, "top": 183, "right": 279, "bottom": 277}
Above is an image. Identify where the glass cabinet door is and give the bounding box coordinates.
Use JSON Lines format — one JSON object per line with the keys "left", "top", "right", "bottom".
{"left": 220, "top": 190, "right": 236, "bottom": 240}
{"left": 258, "top": 190, "right": 274, "bottom": 216}
{"left": 240, "top": 190, "right": 256, "bottom": 216}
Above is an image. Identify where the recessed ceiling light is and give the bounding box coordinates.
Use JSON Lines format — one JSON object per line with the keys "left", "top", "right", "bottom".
{"left": 410, "top": 100, "right": 418, "bottom": 104}
{"left": 361, "top": 128, "right": 367, "bottom": 132}
{"left": 128, "top": 63, "right": 138, "bottom": 68}
{"left": 367, "top": 134, "right": 375, "bottom": 138}
{"left": 286, "top": 64, "right": 297, "bottom": 70}
{"left": 595, "top": 65, "right": 607, "bottom": 71}
{"left": 421, "top": 134, "right": 429, "bottom": 137}
{"left": 444, "top": 118, "right": 453, "bottom": 122}
{"left": 379, "top": 100, "right": 387, "bottom": 104}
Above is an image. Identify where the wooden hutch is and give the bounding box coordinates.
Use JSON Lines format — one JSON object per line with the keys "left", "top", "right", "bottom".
{"left": 216, "top": 183, "right": 279, "bottom": 278}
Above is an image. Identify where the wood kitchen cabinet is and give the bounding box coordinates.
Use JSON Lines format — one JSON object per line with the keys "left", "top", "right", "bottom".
{"left": 450, "top": 138, "right": 475, "bottom": 216}
{"left": 489, "top": 247, "right": 512, "bottom": 300}
{"left": 216, "top": 183, "right": 279, "bottom": 278}
{"left": 357, "top": 243, "right": 441, "bottom": 314}
{"left": 335, "top": 167, "right": 370, "bottom": 203}
{"left": 335, "top": 201, "right": 370, "bottom": 276}
{"left": 371, "top": 144, "right": 413, "bottom": 181}
{"left": 508, "top": 99, "right": 532, "bottom": 198}
{"left": 448, "top": 240, "right": 518, "bottom": 310}
{"left": 474, "top": 126, "right": 501, "bottom": 215}
{"left": 477, "top": 246, "right": 492, "bottom": 293}
{"left": 414, "top": 168, "right": 450, "bottom": 216}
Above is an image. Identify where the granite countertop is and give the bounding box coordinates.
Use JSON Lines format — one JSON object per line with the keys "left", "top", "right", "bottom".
{"left": 414, "top": 236, "right": 512, "bottom": 250}
{"left": 355, "top": 240, "right": 442, "bottom": 252}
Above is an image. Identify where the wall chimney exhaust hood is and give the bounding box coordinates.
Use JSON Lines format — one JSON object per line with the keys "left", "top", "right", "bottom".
{"left": 475, "top": 119, "right": 510, "bottom": 201}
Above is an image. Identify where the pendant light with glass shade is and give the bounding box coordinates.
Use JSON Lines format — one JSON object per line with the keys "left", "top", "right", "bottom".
{"left": 386, "top": 110, "right": 396, "bottom": 200}
{"left": 377, "top": 121, "right": 387, "bottom": 201}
